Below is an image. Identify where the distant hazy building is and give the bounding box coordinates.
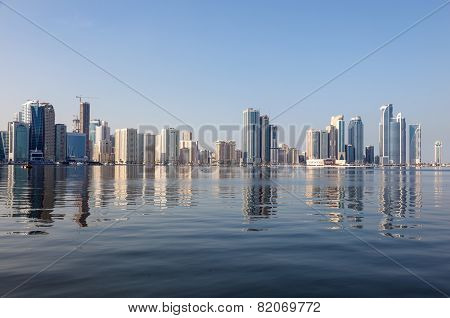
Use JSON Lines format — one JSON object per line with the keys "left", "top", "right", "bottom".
{"left": 55, "top": 124, "right": 67, "bottom": 162}
{"left": 409, "top": 124, "right": 422, "bottom": 165}
{"left": 326, "top": 125, "right": 337, "bottom": 159}
{"left": 434, "top": 141, "right": 442, "bottom": 165}
{"left": 319, "top": 130, "right": 329, "bottom": 159}
{"left": 114, "top": 128, "right": 138, "bottom": 164}
{"left": 348, "top": 116, "right": 364, "bottom": 163}
{"left": 0, "top": 131, "right": 8, "bottom": 162}
{"left": 365, "top": 146, "right": 375, "bottom": 164}
{"left": 143, "top": 133, "right": 156, "bottom": 165}
{"left": 306, "top": 129, "right": 321, "bottom": 160}
{"left": 80, "top": 101, "right": 90, "bottom": 159}
{"left": 260, "top": 115, "right": 270, "bottom": 164}
{"left": 67, "top": 132, "right": 87, "bottom": 161}
{"left": 43, "top": 103, "right": 55, "bottom": 162}
{"left": 89, "top": 119, "right": 101, "bottom": 143}
{"left": 215, "top": 140, "right": 236, "bottom": 165}
{"left": 242, "top": 108, "right": 261, "bottom": 164}
{"left": 269, "top": 125, "right": 278, "bottom": 164}
{"left": 288, "top": 148, "right": 299, "bottom": 165}
{"left": 8, "top": 122, "right": 29, "bottom": 162}
{"left": 179, "top": 130, "right": 198, "bottom": 165}
{"left": 199, "top": 149, "right": 211, "bottom": 165}
{"left": 346, "top": 144, "right": 355, "bottom": 164}
{"left": 93, "top": 121, "right": 113, "bottom": 163}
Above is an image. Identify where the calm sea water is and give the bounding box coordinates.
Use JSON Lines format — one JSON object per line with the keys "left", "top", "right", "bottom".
{"left": 0, "top": 165, "right": 449, "bottom": 297}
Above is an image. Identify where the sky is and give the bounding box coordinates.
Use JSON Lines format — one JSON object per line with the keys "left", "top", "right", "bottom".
{"left": 1, "top": 0, "right": 449, "bottom": 162}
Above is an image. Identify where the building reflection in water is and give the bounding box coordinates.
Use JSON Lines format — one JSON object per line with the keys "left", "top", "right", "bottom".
{"left": 0, "top": 165, "right": 428, "bottom": 238}
{"left": 304, "top": 167, "right": 365, "bottom": 229}
{"left": 378, "top": 168, "right": 423, "bottom": 239}
{"left": 242, "top": 167, "right": 278, "bottom": 222}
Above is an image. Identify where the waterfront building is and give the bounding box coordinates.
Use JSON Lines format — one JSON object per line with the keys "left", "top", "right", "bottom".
{"left": 199, "top": 149, "right": 211, "bottom": 165}
{"left": 409, "top": 124, "right": 422, "bottom": 165}
{"left": 306, "top": 129, "right": 321, "bottom": 160}
{"left": 365, "top": 146, "right": 375, "bottom": 164}
{"left": 215, "top": 140, "right": 236, "bottom": 165}
{"left": 114, "top": 128, "right": 138, "bottom": 164}
{"left": 43, "top": 103, "right": 55, "bottom": 162}
{"left": 260, "top": 115, "right": 270, "bottom": 164}
{"left": 326, "top": 125, "right": 337, "bottom": 159}
{"left": 93, "top": 121, "right": 113, "bottom": 163}
{"left": 8, "top": 122, "right": 29, "bottom": 162}
{"left": 29, "top": 103, "right": 44, "bottom": 160}
{"left": 55, "top": 124, "right": 67, "bottom": 162}
{"left": 143, "top": 133, "right": 156, "bottom": 165}
{"left": 242, "top": 108, "right": 261, "bottom": 164}
{"left": 331, "top": 115, "right": 345, "bottom": 160}
{"left": 379, "top": 104, "right": 406, "bottom": 165}
{"left": 180, "top": 130, "right": 198, "bottom": 165}
{"left": 319, "top": 130, "right": 329, "bottom": 159}
{"left": 434, "top": 141, "right": 442, "bottom": 165}
{"left": 346, "top": 144, "right": 355, "bottom": 164}
{"left": 0, "top": 131, "right": 8, "bottom": 162}
{"left": 80, "top": 101, "right": 90, "bottom": 159}
{"left": 67, "top": 132, "right": 87, "bottom": 161}
{"left": 348, "top": 116, "right": 364, "bottom": 163}
{"left": 269, "top": 125, "right": 278, "bottom": 165}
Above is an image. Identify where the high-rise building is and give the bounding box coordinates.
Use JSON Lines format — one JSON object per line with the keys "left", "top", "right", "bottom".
{"left": 326, "top": 125, "right": 337, "bottom": 159}
{"left": 215, "top": 140, "right": 236, "bottom": 165}
{"left": 114, "top": 128, "right": 138, "bottom": 164}
{"left": 346, "top": 144, "right": 355, "bottom": 164}
{"left": 67, "top": 132, "right": 87, "bottom": 161}
{"left": 388, "top": 113, "right": 407, "bottom": 165}
{"left": 89, "top": 119, "right": 101, "bottom": 143}
{"left": 0, "top": 131, "right": 8, "bottom": 162}
{"left": 269, "top": 125, "right": 278, "bottom": 165}
{"left": 348, "top": 116, "right": 364, "bottom": 164}
{"left": 331, "top": 115, "right": 345, "bottom": 160}
{"left": 379, "top": 104, "right": 407, "bottom": 165}
{"left": 80, "top": 102, "right": 90, "bottom": 159}
{"left": 55, "top": 124, "right": 67, "bottom": 162}
{"left": 287, "top": 148, "right": 299, "bottom": 165}
{"left": 8, "top": 121, "right": 30, "bottom": 162}
{"left": 365, "top": 146, "right": 375, "bottom": 164}
{"left": 409, "top": 124, "right": 422, "bottom": 165}
{"left": 29, "top": 104, "right": 44, "bottom": 155}
{"left": 137, "top": 133, "right": 144, "bottom": 164}
{"left": 306, "top": 129, "right": 321, "bottom": 160}
{"left": 379, "top": 104, "right": 393, "bottom": 164}
{"left": 43, "top": 103, "right": 55, "bottom": 162}
{"left": 166, "top": 128, "right": 180, "bottom": 165}
{"left": 143, "top": 133, "right": 156, "bottom": 165}
{"left": 93, "top": 121, "right": 113, "bottom": 164}
{"left": 260, "top": 115, "right": 270, "bottom": 164}
{"left": 434, "top": 141, "right": 442, "bottom": 165}
{"left": 319, "top": 130, "right": 329, "bottom": 159}
{"left": 242, "top": 108, "right": 261, "bottom": 164}
{"left": 180, "top": 130, "right": 198, "bottom": 165}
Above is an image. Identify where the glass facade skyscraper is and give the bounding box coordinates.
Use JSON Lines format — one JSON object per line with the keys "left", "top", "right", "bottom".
{"left": 379, "top": 104, "right": 406, "bottom": 165}
{"left": 348, "top": 116, "right": 364, "bottom": 163}
{"left": 30, "top": 104, "right": 44, "bottom": 153}
{"left": 242, "top": 108, "right": 261, "bottom": 164}
{"left": 409, "top": 124, "right": 421, "bottom": 165}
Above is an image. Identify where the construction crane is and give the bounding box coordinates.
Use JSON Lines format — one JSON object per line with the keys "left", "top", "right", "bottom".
{"left": 76, "top": 95, "right": 98, "bottom": 104}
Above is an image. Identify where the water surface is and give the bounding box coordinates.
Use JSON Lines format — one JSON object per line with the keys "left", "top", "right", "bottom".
{"left": 0, "top": 165, "right": 449, "bottom": 297}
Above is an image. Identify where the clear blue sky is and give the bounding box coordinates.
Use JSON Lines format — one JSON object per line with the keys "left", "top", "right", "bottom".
{"left": 1, "top": 0, "right": 449, "bottom": 162}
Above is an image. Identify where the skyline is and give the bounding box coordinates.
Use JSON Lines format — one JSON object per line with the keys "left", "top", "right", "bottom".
{"left": 1, "top": 0, "right": 449, "bottom": 162}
